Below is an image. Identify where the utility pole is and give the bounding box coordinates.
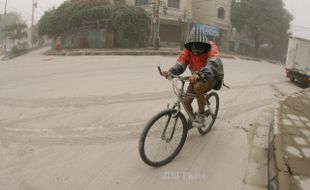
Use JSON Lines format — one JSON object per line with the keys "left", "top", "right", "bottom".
{"left": 31, "top": 0, "right": 35, "bottom": 48}
{"left": 153, "top": 0, "right": 160, "bottom": 50}
{"left": 180, "top": 10, "right": 188, "bottom": 50}
{"left": 3, "top": 0, "right": 7, "bottom": 57}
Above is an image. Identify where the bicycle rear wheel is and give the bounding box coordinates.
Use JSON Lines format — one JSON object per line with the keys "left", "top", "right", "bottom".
{"left": 139, "top": 109, "right": 187, "bottom": 167}
{"left": 198, "top": 92, "right": 219, "bottom": 135}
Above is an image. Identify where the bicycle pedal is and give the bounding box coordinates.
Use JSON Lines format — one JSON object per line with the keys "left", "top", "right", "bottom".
{"left": 187, "top": 120, "right": 193, "bottom": 130}
{"left": 192, "top": 122, "right": 204, "bottom": 128}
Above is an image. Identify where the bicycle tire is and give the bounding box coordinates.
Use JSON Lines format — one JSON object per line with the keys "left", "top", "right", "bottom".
{"left": 198, "top": 92, "right": 220, "bottom": 135}
{"left": 139, "top": 109, "right": 188, "bottom": 167}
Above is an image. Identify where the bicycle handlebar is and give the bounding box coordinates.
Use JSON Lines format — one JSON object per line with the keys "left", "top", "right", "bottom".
{"left": 157, "top": 66, "right": 189, "bottom": 81}
{"left": 157, "top": 66, "right": 163, "bottom": 76}
{"left": 169, "top": 74, "right": 190, "bottom": 81}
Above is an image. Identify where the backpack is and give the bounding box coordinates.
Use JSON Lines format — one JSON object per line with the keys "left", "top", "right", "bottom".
{"left": 213, "top": 76, "right": 224, "bottom": 90}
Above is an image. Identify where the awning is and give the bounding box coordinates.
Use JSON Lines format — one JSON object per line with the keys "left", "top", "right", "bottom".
{"left": 190, "top": 23, "right": 220, "bottom": 37}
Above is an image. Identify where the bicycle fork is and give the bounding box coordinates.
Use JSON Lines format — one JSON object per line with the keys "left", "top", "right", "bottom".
{"left": 161, "top": 115, "right": 179, "bottom": 142}
{"left": 161, "top": 102, "right": 181, "bottom": 142}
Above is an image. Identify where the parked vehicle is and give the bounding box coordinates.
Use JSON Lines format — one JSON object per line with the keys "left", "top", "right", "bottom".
{"left": 285, "top": 37, "right": 310, "bottom": 86}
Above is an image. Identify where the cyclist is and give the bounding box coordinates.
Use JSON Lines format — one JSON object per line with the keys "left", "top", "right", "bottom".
{"left": 162, "top": 26, "right": 224, "bottom": 127}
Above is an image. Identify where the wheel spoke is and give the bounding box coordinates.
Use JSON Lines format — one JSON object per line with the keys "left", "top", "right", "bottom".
{"left": 140, "top": 110, "right": 187, "bottom": 166}
{"left": 155, "top": 140, "right": 163, "bottom": 160}
{"left": 198, "top": 93, "right": 219, "bottom": 135}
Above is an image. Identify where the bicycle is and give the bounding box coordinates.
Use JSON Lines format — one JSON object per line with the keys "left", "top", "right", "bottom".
{"left": 139, "top": 66, "right": 220, "bottom": 167}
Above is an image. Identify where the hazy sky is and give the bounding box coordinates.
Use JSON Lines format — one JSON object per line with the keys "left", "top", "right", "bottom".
{"left": 0, "top": 0, "right": 64, "bottom": 24}
{"left": 1, "top": 0, "right": 310, "bottom": 39}
{"left": 283, "top": 0, "right": 310, "bottom": 39}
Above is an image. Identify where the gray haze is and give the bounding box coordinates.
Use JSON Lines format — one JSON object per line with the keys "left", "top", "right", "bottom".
{"left": 284, "top": 0, "right": 310, "bottom": 39}
{"left": 0, "top": 0, "right": 64, "bottom": 24}
{"left": 1, "top": 0, "right": 310, "bottom": 39}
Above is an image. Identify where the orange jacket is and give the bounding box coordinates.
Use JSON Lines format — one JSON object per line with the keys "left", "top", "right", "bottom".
{"left": 177, "top": 41, "right": 219, "bottom": 72}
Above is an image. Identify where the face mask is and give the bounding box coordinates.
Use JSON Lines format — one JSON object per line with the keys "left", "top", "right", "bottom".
{"left": 191, "top": 43, "right": 206, "bottom": 55}
{"left": 191, "top": 48, "right": 205, "bottom": 55}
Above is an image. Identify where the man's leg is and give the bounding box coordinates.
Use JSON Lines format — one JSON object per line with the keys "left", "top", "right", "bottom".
{"left": 184, "top": 83, "right": 195, "bottom": 116}
{"left": 194, "top": 82, "right": 211, "bottom": 113}
{"left": 183, "top": 96, "right": 194, "bottom": 116}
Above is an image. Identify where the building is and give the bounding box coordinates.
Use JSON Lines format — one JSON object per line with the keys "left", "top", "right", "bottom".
{"left": 131, "top": 0, "right": 192, "bottom": 47}
{"left": 191, "top": 0, "right": 232, "bottom": 50}
{"left": 69, "top": 0, "right": 233, "bottom": 49}
{"left": 71, "top": 0, "right": 192, "bottom": 48}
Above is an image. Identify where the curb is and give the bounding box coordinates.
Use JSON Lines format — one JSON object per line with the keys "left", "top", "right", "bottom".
{"left": 44, "top": 49, "right": 286, "bottom": 63}
{"left": 44, "top": 49, "right": 236, "bottom": 59}
{"left": 1, "top": 46, "right": 49, "bottom": 61}
{"left": 45, "top": 50, "right": 181, "bottom": 56}
{"left": 1, "top": 52, "right": 29, "bottom": 61}
{"left": 242, "top": 107, "right": 275, "bottom": 190}
{"left": 268, "top": 88, "right": 310, "bottom": 190}
{"left": 238, "top": 56, "right": 262, "bottom": 62}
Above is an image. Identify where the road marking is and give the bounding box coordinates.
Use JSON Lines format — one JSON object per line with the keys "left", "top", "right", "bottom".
{"left": 71, "top": 127, "right": 105, "bottom": 132}
{"left": 70, "top": 122, "right": 143, "bottom": 132}
{"left": 3, "top": 127, "right": 53, "bottom": 133}
{"left": 118, "top": 122, "right": 142, "bottom": 128}
{"left": 2, "top": 122, "right": 143, "bottom": 134}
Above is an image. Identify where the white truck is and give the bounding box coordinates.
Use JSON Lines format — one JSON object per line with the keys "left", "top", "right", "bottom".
{"left": 285, "top": 37, "right": 310, "bottom": 86}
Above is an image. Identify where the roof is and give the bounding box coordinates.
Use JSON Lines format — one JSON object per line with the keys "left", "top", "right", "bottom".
{"left": 290, "top": 36, "right": 310, "bottom": 43}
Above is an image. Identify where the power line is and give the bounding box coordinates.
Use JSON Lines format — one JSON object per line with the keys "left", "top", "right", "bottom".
{"left": 0, "top": 0, "right": 45, "bottom": 18}
{"left": 35, "top": 2, "right": 50, "bottom": 14}
{"left": 36, "top": 2, "right": 50, "bottom": 12}
{"left": 0, "top": 1, "right": 46, "bottom": 26}
{"left": 0, "top": 1, "right": 33, "bottom": 16}
{"left": 291, "top": 26, "right": 310, "bottom": 33}
{"left": 292, "top": 24, "right": 310, "bottom": 30}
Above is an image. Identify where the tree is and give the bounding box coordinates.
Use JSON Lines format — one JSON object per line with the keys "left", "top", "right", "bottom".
{"left": 0, "top": 12, "right": 23, "bottom": 27}
{"left": 38, "top": 1, "right": 150, "bottom": 48}
{"left": 4, "top": 23, "right": 28, "bottom": 55}
{"left": 111, "top": 3, "right": 150, "bottom": 47}
{"left": 0, "top": 12, "right": 24, "bottom": 42}
{"left": 231, "top": 0, "right": 293, "bottom": 59}
{"left": 6, "top": 23, "right": 27, "bottom": 40}
{"left": 5, "top": 23, "right": 28, "bottom": 48}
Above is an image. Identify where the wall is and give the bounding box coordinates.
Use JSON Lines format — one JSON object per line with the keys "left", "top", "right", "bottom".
{"left": 192, "top": 0, "right": 231, "bottom": 30}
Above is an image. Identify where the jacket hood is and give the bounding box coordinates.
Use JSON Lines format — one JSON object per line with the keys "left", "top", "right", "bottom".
{"left": 184, "top": 26, "right": 211, "bottom": 52}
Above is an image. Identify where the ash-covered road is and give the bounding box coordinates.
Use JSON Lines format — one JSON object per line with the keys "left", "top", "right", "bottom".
{"left": 0, "top": 49, "right": 302, "bottom": 190}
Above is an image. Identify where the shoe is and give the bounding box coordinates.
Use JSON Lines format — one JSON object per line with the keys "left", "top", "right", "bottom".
{"left": 205, "top": 109, "right": 211, "bottom": 117}
{"left": 193, "top": 112, "right": 205, "bottom": 128}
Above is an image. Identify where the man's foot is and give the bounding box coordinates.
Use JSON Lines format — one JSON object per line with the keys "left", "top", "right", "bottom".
{"left": 193, "top": 112, "right": 205, "bottom": 128}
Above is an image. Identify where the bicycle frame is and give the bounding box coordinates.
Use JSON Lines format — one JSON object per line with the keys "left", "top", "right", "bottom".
{"left": 139, "top": 67, "right": 219, "bottom": 167}
{"left": 160, "top": 78, "right": 192, "bottom": 141}
{"left": 169, "top": 79, "right": 196, "bottom": 122}
{"left": 161, "top": 77, "right": 214, "bottom": 141}
{"left": 157, "top": 65, "right": 212, "bottom": 139}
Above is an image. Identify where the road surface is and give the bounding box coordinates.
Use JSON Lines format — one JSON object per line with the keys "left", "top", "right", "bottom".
{"left": 0, "top": 49, "right": 303, "bottom": 190}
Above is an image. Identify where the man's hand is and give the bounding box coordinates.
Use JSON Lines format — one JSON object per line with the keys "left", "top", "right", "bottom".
{"left": 189, "top": 75, "right": 198, "bottom": 83}
{"left": 162, "top": 71, "right": 170, "bottom": 79}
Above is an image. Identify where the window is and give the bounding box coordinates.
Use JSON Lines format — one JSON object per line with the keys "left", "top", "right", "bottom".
{"left": 217, "top": 7, "right": 225, "bottom": 19}
{"left": 168, "top": 0, "right": 180, "bottom": 9}
{"left": 135, "top": 0, "right": 149, "bottom": 6}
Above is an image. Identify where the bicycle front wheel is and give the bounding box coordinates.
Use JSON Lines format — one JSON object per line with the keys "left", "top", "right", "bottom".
{"left": 139, "top": 109, "right": 187, "bottom": 167}
{"left": 198, "top": 92, "right": 220, "bottom": 135}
